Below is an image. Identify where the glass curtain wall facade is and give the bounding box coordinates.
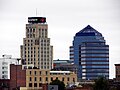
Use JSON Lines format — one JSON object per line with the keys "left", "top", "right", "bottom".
{"left": 71, "top": 25, "right": 109, "bottom": 80}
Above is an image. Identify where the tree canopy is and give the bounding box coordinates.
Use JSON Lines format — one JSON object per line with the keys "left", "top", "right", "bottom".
{"left": 93, "top": 76, "right": 109, "bottom": 90}
{"left": 50, "top": 79, "right": 65, "bottom": 90}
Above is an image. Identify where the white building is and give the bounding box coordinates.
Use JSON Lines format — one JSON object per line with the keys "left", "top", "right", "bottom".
{"left": 0, "top": 54, "right": 18, "bottom": 79}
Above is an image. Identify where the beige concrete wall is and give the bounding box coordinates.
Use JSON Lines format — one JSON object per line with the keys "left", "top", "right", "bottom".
{"left": 25, "top": 69, "right": 77, "bottom": 89}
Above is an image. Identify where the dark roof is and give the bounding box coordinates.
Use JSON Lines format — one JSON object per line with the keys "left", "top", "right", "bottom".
{"left": 115, "top": 64, "right": 120, "bottom": 66}
{"left": 75, "top": 25, "right": 102, "bottom": 37}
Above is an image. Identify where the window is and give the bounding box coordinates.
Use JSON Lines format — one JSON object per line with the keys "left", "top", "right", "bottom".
{"left": 40, "top": 77, "right": 42, "bottom": 81}
{"left": 2, "top": 67, "right": 4, "bottom": 69}
{"left": 67, "top": 77, "right": 69, "bottom": 81}
{"left": 46, "top": 77, "right": 48, "bottom": 81}
{"left": 44, "top": 66, "right": 46, "bottom": 69}
{"left": 51, "top": 77, "right": 53, "bottom": 81}
{"left": 40, "top": 71, "right": 41, "bottom": 75}
{"left": 39, "top": 83, "right": 42, "bottom": 87}
{"left": 2, "top": 71, "right": 4, "bottom": 74}
{"left": 30, "top": 71, "right": 32, "bottom": 75}
{"left": 62, "top": 77, "right": 64, "bottom": 81}
{"left": 30, "top": 77, "right": 32, "bottom": 81}
{"left": 34, "top": 83, "right": 37, "bottom": 87}
{"left": 35, "top": 77, "right": 37, "bottom": 81}
{"left": 29, "top": 83, "right": 32, "bottom": 87}
{"left": 56, "top": 77, "right": 58, "bottom": 80}
{"left": 34, "top": 71, "right": 36, "bottom": 75}
{"left": 27, "top": 34, "right": 29, "bottom": 38}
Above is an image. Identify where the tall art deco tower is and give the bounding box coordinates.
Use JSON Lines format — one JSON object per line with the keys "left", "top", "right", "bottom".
{"left": 20, "top": 17, "right": 53, "bottom": 69}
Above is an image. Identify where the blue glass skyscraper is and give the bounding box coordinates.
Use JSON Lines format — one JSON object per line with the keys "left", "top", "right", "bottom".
{"left": 70, "top": 25, "right": 109, "bottom": 80}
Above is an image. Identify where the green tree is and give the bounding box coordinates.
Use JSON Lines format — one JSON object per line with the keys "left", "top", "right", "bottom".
{"left": 93, "top": 76, "right": 109, "bottom": 90}
{"left": 50, "top": 78, "right": 65, "bottom": 90}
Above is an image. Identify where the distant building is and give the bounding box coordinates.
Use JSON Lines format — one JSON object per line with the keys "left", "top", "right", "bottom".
{"left": 10, "top": 64, "right": 26, "bottom": 90}
{"left": 53, "top": 59, "right": 78, "bottom": 74}
{"left": 20, "top": 17, "right": 53, "bottom": 69}
{"left": 70, "top": 25, "right": 109, "bottom": 80}
{"left": 69, "top": 46, "right": 74, "bottom": 61}
{"left": 53, "top": 59, "right": 74, "bottom": 67}
{"left": 0, "top": 55, "right": 18, "bottom": 79}
{"left": 25, "top": 69, "right": 77, "bottom": 88}
{"left": 115, "top": 64, "right": 120, "bottom": 81}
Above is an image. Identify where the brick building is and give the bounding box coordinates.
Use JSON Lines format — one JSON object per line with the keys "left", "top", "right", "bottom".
{"left": 10, "top": 64, "right": 26, "bottom": 90}
{"left": 115, "top": 64, "right": 120, "bottom": 81}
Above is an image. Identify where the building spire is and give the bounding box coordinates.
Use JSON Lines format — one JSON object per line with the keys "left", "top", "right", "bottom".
{"left": 36, "top": 8, "right": 37, "bottom": 16}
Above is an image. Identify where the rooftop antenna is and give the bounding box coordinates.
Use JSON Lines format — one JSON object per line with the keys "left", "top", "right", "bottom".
{"left": 36, "top": 8, "right": 37, "bottom": 16}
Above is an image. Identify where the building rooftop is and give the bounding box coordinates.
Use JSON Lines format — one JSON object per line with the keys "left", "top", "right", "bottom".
{"left": 115, "top": 64, "right": 120, "bottom": 66}
{"left": 75, "top": 25, "right": 102, "bottom": 37}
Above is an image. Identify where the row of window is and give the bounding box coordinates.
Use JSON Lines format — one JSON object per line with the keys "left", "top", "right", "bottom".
{"left": 2, "top": 75, "right": 8, "bottom": 79}
{"left": 26, "top": 28, "right": 47, "bottom": 38}
{"left": 24, "top": 47, "right": 50, "bottom": 51}
{"left": 2, "top": 67, "right": 8, "bottom": 69}
{"left": 81, "top": 62, "right": 109, "bottom": 64}
{"left": 29, "top": 77, "right": 74, "bottom": 82}
{"left": 82, "top": 73, "right": 109, "bottom": 76}
{"left": 81, "top": 47, "right": 109, "bottom": 49}
{"left": 26, "top": 61, "right": 50, "bottom": 65}
{"left": 29, "top": 83, "right": 41, "bottom": 87}
{"left": 2, "top": 71, "right": 8, "bottom": 74}
{"left": 25, "top": 54, "right": 50, "bottom": 58}
{"left": 26, "top": 34, "right": 47, "bottom": 38}
{"left": 81, "top": 58, "right": 109, "bottom": 60}
{"left": 81, "top": 54, "right": 109, "bottom": 57}
{"left": 29, "top": 71, "right": 72, "bottom": 76}
{"left": 82, "top": 69, "right": 109, "bottom": 71}
{"left": 24, "top": 39, "right": 50, "bottom": 43}
{"left": 27, "top": 32, "right": 47, "bottom": 38}
{"left": 82, "top": 76, "right": 109, "bottom": 80}
{"left": 81, "top": 49, "right": 109, "bottom": 51}
{"left": 26, "top": 28, "right": 47, "bottom": 32}
{"left": 81, "top": 51, "right": 109, "bottom": 53}
{"left": 30, "top": 71, "right": 48, "bottom": 75}
{"left": 82, "top": 75, "right": 109, "bottom": 77}
{"left": 81, "top": 42, "right": 105, "bottom": 46}
{"left": 24, "top": 43, "right": 50, "bottom": 46}
{"left": 82, "top": 66, "right": 109, "bottom": 68}
{"left": 26, "top": 28, "right": 47, "bottom": 34}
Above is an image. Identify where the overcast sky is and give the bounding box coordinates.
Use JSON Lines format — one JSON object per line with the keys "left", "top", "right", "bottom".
{"left": 0, "top": 0, "right": 120, "bottom": 79}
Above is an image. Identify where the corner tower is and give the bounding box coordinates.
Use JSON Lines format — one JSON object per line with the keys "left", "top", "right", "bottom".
{"left": 20, "top": 17, "right": 53, "bottom": 69}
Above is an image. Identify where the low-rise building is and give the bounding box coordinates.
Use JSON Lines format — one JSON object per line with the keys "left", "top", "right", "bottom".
{"left": 10, "top": 64, "right": 77, "bottom": 90}
{"left": 25, "top": 69, "right": 77, "bottom": 89}
{"left": 115, "top": 64, "right": 120, "bottom": 81}
{"left": 0, "top": 54, "right": 18, "bottom": 79}
{"left": 53, "top": 59, "right": 78, "bottom": 74}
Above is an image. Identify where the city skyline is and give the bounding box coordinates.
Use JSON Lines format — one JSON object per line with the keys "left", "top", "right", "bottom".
{"left": 0, "top": 0, "right": 120, "bottom": 79}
